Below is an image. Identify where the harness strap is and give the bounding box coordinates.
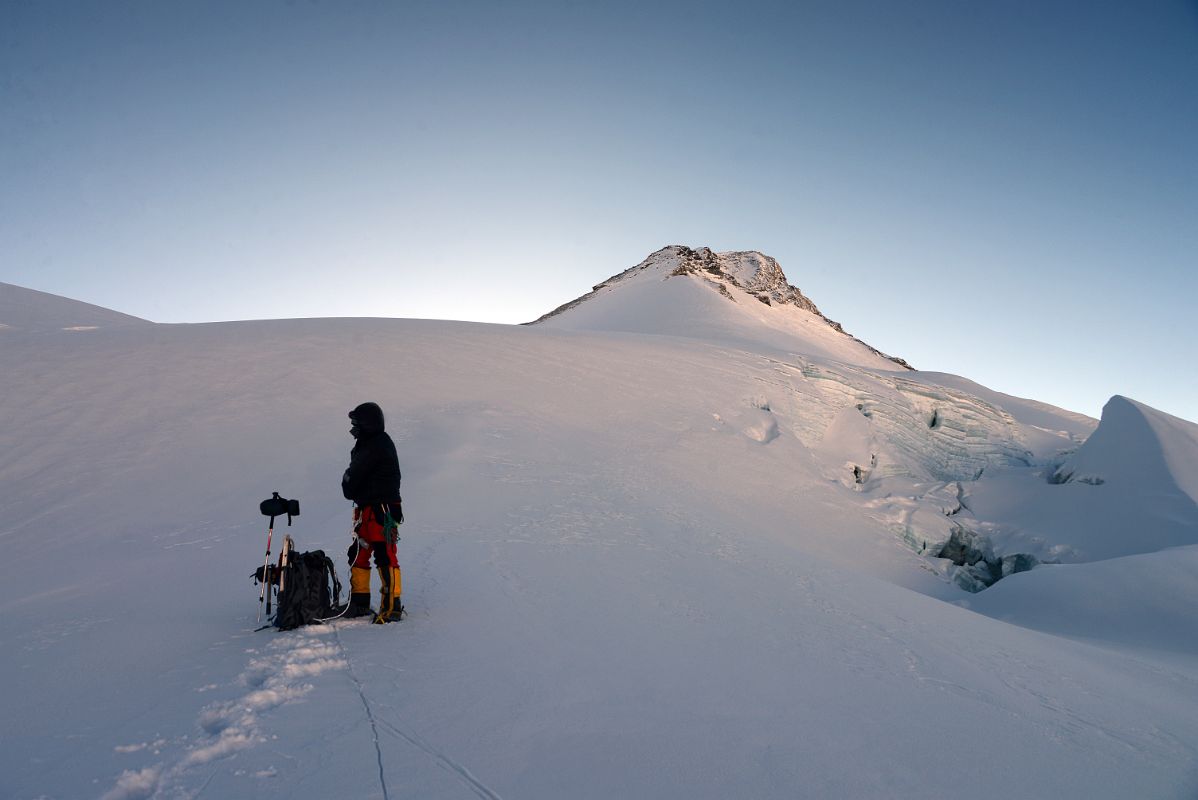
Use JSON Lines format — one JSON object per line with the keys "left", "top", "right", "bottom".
{"left": 323, "top": 553, "right": 342, "bottom": 607}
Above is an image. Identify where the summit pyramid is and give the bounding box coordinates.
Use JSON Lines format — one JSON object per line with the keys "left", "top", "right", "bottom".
{"left": 530, "top": 245, "right": 911, "bottom": 370}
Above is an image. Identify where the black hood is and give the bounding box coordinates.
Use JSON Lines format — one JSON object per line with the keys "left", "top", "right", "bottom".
{"left": 349, "top": 402, "right": 385, "bottom": 436}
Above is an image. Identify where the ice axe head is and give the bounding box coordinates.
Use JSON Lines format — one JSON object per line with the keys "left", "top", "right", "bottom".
{"left": 260, "top": 492, "right": 300, "bottom": 526}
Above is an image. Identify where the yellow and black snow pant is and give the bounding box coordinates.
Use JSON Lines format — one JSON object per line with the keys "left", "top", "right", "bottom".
{"left": 351, "top": 503, "right": 402, "bottom": 622}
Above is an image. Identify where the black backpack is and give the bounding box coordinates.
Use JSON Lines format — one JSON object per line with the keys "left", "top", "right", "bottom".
{"left": 273, "top": 550, "right": 342, "bottom": 631}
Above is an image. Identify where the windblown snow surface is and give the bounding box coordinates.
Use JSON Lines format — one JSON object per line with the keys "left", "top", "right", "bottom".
{"left": 2, "top": 251, "right": 1197, "bottom": 800}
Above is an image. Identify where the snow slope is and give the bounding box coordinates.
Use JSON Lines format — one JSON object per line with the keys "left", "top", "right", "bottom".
{"left": 0, "top": 280, "right": 150, "bottom": 333}
{"left": 967, "top": 544, "right": 1198, "bottom": 657}
{"left": 1, "top": 274, "right": 1197, "bottom": 800}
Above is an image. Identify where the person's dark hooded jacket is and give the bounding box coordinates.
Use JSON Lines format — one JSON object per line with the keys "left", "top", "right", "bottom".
{"left": 342, "top": 402, "right": 402, "bottom": 506}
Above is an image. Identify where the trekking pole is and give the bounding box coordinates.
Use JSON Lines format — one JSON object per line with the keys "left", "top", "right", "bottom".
{"left": 258, "top": 519, "right": 275, "bottom": 623}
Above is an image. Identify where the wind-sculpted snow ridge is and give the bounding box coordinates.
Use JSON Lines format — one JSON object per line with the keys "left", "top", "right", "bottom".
{"left": 528, "top": 245, "right": 913, "bottom": 370}
{"left": 1052, "top": 395, "right": 1198, "bottom": 503}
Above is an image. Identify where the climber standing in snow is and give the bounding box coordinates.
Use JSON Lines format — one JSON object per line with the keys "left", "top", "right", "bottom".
{"left": 342, "top": 402, "right": 404, "bottom": 623}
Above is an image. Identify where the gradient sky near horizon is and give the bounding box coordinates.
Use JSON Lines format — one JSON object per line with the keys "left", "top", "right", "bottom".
{"left": 3, "top": 1, "right": 1196, "bottom": 423}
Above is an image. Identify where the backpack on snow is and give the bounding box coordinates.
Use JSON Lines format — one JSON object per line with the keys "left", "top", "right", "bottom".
{"left": 273, "top": 550, "right": 343, "bottom": 631}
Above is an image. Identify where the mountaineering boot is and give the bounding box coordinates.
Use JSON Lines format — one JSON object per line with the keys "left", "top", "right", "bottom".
{"left": 385, "top": 566, "right": 404, "bottom": 621}
{"left": 373, "top": 564, "right": 393, "bottom": 624}
{"left": 344, "top": 566, "right": 374, "bottom": 618}
{"left": 345, "top": 593, "right": 373, "bottom": 618}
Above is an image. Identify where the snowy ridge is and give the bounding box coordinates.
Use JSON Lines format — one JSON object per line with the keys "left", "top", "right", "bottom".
{"left": 530, "top": 245, "right": 912, "bottom": 370}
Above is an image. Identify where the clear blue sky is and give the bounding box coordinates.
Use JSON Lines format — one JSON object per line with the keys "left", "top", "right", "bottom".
{"left": 3, "top": 1, "right": 1196, "bottom": 423}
